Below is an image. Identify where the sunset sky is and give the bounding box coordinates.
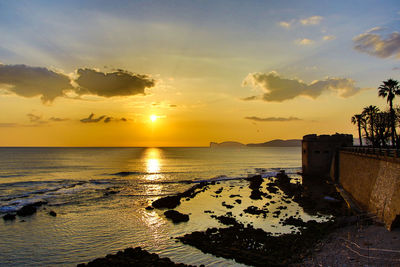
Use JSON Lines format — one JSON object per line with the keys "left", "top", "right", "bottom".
{"left": 0, "top": 0, "right": 399, "bottom": 146}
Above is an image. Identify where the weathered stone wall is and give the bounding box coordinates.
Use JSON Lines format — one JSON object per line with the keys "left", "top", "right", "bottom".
{"left": 302, "top": 134, "right": 353, "bottom": 178}
{"left": 339, "top": 151, "right": 400, "bottom": 230}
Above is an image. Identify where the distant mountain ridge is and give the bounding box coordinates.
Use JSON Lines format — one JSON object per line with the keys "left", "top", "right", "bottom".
{"left": 210, "top": 139, "right": 301, "bottom": 147}
{"left": 210, "top": 141, "right": 246, "bottom": 148}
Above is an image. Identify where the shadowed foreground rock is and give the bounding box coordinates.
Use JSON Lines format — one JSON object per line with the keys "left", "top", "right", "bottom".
{"left": 77, "top": 247, "right": 197, "bottom": 267}
{"left": 178, "top": 220, "right": 335, "bottom": 267}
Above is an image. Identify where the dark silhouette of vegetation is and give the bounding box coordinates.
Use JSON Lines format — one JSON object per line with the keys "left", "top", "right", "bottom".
{"left": 362, "top": 105, "right": 379, "bottom": 146}
{"left": 378, "top": 79, "right": 400, "bottom": 147}
{"left": 351, "top": 114, "right": 363, "bottom": 146}
{"left": 352, "top": 79, "right": 399, "bottom": 147}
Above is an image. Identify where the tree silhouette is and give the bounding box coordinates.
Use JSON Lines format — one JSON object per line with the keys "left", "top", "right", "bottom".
{"left": 362, "top": 105, "right": 379, "bottom": 147}
{"left": 378, "top": 79, "right": 400, "bottom": 147}
{"left": 351, "top": 114, "right": 363, "bottom": 146}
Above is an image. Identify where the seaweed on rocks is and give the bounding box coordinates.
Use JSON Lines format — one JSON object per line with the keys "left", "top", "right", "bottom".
{"left": 151, "top": 182, "right": 209, "bottom": 209}
{"left": 77, "top": 247, "right": 197, "bottom": 267}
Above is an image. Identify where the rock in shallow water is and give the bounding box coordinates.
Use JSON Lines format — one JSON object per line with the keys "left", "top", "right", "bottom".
{"left": 164, "top": 210, "right": 189, "bottom": 223}
{"left": 49, "top": 210, "right": 57, "bottom": 217}
{"left": 77, "top": 246, "right": 197, "bottom": 267}
{"left": 3, "top": 213, "right": 16, "bottom": 221}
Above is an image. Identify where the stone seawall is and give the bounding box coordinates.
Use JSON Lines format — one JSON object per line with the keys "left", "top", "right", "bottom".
{"left": 339, "top": 151, "right": 400, "bottom": 229}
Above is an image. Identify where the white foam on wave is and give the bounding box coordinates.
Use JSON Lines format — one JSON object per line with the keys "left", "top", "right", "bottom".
{"left": 0, "top": 179, "right": 115, "bottom": 213}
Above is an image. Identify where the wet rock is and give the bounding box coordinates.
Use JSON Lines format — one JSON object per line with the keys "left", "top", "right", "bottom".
{"left": 221, "top": 202, "right": 234, "bottom": 209}
{"left": 3, "top": 213, "right": 16, "bottom": 221}
{"left": 266, "top": 185, "right": 279, "bottom": 194}
{"left": 104, "top": 190, "right": 119, "bottom": 196}
{"left": 243, "top": 206, "right": 268, "bottom": 215}
{"left": 152, "top": 182, "right": 209, "bottom": 209}
{"left": 211, "top": 214, "right": 240, "bottom": 226}
{"left": 235, "top": 199, "right": 242, "bottom": 204}
{"left": 282, "top": 216, "right": 308, "bottom": 227}
{"left": 152, "top": 196, "right": 181, "bottom": 209}
{"left": 178, "top": 219, "right": 335, "bottom": 267}
{"left": 49, "top": 211, "right": 57, "bottom": 217}
{"left": 164, "top": 210, "right": 189, "bottom": 223}
{"left": 229, "top": 194, "right": 241, "bottom": 198}
{"left": 17, "top": 204, "right": 38, "bottom": 217}
{"left": 77, "top": 246, "right": 195, "bottom": 266}
{"left": 250, "top": 190, "right": 263, "bottom": 200}
{"left": 247, "top": 175, "right": 265, "bottom": 200}
{"left": 214, "top": 187, "right": 223, "bottom": 194}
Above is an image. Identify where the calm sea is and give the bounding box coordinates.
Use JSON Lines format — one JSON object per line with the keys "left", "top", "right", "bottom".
{"left": 0, "top": 147, "right": 302, "bottom": 266}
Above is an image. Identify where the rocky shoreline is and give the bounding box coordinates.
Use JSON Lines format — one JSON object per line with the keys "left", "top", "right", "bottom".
{"left": 77, "top": 171, "right": 358, "bottom": 266}
{"left": 77, "top": 247, "right": 199, "bottom": 267}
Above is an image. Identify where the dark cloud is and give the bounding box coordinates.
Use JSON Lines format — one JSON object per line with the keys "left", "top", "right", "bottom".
{"left": 242, "top": 71, "right": 362, "bottom": 102}
{"left": 245, "top": 116, "right": 302, "bottom": 122}
{"left": 0, "top": 64, "right": 73, "bottom": 103}
{"left": 80, "top": 113, "right": 127, "bottom": 123}
{"left": 0, "top": 64, "right": 156, "bottom": 103}
{"left": 353, "top": 29, "right": 400, "bottom": 59}
{"left": 74, "top": 68, "right": 155, "bottom": 97}
{"left": 27, "top": 113, "right": 42, "bottom": 122}
{"left": 80, "top": 113, "right": 106, "bottom": 123}
{"left": 49, "top": 117, "right": 69, "bottom": 122}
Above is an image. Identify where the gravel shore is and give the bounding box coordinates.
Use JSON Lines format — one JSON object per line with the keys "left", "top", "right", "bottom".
{"left": 302, "top": 223, "right": 400, "bottom": 266}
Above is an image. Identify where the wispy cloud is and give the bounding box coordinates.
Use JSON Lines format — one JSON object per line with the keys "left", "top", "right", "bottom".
{"left": 323, "top": 35, "right": 336, "bottom": 41}
{"left": 278, "top": 16, "right": 323, "bottom": 28}
{"left": 300, "top": 16, "right": 323, "bottom": 25}
{"left": 353, "top": 29, "right": 400, "bottom": 59}
{"left": 295, "top": 38, "right": 314, "bottom": 45}
{"left": 242, "top": 71, "right": 363, "bottom": 102}
{"left": 278, "top": 21, "right": 293, "bottom": 29}
{"left": 244, "top": 116, "right": 302, "bottom": 122}
{"left": 49, "top": 117, "right": 69, "bottom": 122}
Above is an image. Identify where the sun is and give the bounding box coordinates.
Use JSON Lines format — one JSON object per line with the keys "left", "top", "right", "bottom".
{"left": 150, "top": 114, "right": 157, "bottom": 122}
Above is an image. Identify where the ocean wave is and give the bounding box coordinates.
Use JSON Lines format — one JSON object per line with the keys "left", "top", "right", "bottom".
{"left": 0, "top": 179, "right": 116, "bottom": 213}
{"left": 110, "top": 171, "right": 184, "bottom": 177}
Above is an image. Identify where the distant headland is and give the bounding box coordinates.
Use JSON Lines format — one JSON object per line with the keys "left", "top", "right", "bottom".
{"left": 210, "top": 139, "right": 301, "bottom": 148}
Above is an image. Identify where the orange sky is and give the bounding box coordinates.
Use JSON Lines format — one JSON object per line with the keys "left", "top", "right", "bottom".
{"left": 0, "top": 1, "right": 399, "bottom": 146}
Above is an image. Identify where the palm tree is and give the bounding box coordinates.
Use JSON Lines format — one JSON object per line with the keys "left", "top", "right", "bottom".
{"left": 352, "top": 114, "right": 363, "bottom": 146}
{"left": 363, "top": 105, "right": 379, "bottom": 146}
{"left": 378, "top": 79, "right": 400, "bottom": 147}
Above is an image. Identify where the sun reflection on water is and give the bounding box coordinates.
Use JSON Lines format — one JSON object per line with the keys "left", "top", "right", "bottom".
{"left": 144, "top": 148, "right": 162, "bottom": 181}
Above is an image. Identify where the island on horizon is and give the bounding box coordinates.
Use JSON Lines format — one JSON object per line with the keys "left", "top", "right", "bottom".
{"left": 210, "top": 139, "right": 302, "bottom": 148}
